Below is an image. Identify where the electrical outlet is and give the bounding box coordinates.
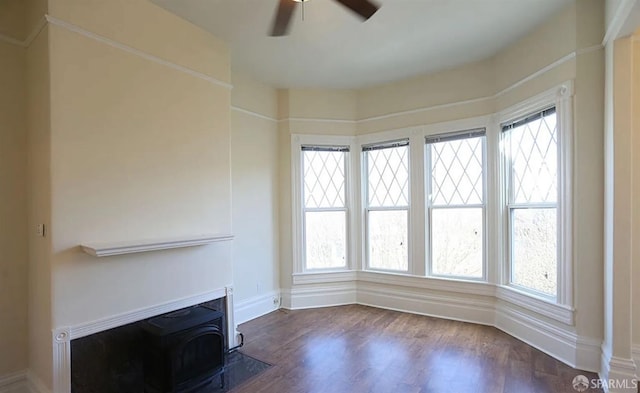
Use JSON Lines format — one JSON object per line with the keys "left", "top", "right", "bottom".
{"left": 272, "top": 296, "right": 280, "bottom": 306}
{"left": 36, "top": 224, "right": 45, "bottom": 237}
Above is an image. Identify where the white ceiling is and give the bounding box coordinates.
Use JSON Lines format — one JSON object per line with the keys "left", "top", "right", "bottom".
{"left": 152, "top": 0, "right": 572, "bottom": 89}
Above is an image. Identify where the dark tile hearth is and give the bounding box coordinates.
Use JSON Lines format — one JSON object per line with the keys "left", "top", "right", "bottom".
{"left": 200, "top": 352, "right": 272, "bottom": 393}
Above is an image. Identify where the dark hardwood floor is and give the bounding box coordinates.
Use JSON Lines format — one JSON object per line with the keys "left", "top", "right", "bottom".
{"left": 234, "top": 305, "right": 601, "bottom": 393}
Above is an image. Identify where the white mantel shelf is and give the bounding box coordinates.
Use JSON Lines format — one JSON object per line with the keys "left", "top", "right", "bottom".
{"left": 81, "top": 234, "right": 234, "bottom": 257}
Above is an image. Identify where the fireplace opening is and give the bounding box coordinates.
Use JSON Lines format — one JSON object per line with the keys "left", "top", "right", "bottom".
{"left": 71, "top": 297, "right": 228, "bottom": 393}
{"left": 142, "top": 306, "right": 225, "bottom": 393}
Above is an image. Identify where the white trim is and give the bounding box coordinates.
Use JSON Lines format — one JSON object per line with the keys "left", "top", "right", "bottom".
{"left": 600, "top": 350, "right": 638, "bottom": 393}
{"left": 80, "top": 234, "right": 233, "bottom": 257}
{"left": 603, "top": 0, "right": 639, "bottom": 45}
{"left": 358, "top": 270, "right": 494, "bottom": 297}
{"left": 231, "top": 106, "right": 278, "bottom": 122}
{"left": 67, "top": 287, "right": 227, "bottom": 340}
{"left": 287, "top": 117, "right": 356, "bottom": 124}
{"left": 234, "top": 290, "right": 280, "bottom": 325}
{"left": 633, "top": 345, "right": 640, "bottom": 372}
{"left": 293, "top": 270, "right": 358, "bottom": 285}
{"left": 356, "top": 281, "right": 495, "bottom": 326}
{"left": 496, "top": 285, "right": 574, "bottom": 325}
{"left": 283, "top": 282, "right": 357, "bottom": 310}
{"left": 576, "top": 44, "right": 605, "bottom": 57}
{"left": 0, "top": 371, "right": 27, "bottom": 393}
{"left": 495, "top": 53, "right": 576, "bottom": 99}
{"left": 0, "top": 34, "right": 23, "bottom": 47}
{"left": 497, "top": 80, "right": 574, "bottom": 121}
{"left": 25, "top": 371, "right": 49, "bottom": 393}
{"left": 45, "top": 15, "right": 233, "bottom": 90}
{"left": 358, "top": 96, "right": 492, "bottom": 123}
{"left": 225, "top": 286, "right": 240, "bottom": 348}
{"left": 495, "top": 304, "right": 599, "bottom": 372}
{"left": 291, "top": 134, "right": 358, "bottom": 274}
{"left": 52, "top": 287, "right": 231, "bottom": 393}
{"left": 52, "top": 329, "right": 70, "bottom": 393}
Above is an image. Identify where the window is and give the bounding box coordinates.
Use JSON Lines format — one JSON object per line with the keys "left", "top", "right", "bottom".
{"left": 302, "top": 145, "right": 349, "bottom": 270}
{"left": 363, "top": 140, "right": 410, "bottom": 271}
{"left": 503, "top": 107, "right": 558, "bottom": 297}
{"left": 426, "top": 130, "right": 486, "bottom": 279}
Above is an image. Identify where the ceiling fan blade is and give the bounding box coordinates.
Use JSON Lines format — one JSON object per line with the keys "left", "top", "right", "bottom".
{"left": 334, "top": 0, "right": 379, "bottom": 20}
{"left": 270, "top": 0, "right": 297, "bottom": 36}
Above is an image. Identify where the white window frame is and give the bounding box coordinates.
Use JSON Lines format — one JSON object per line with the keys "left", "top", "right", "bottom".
{"left": 425, "top": 129, "right": 488, "bottom": 281}
{"left": 362, "top": 139, "right": 411, "bottom": 273}
{"left": 291, "top": 134, "right": 357, "bottom": 274}
{"left": 496, "top": 82, "right": 574, "bottom": 307}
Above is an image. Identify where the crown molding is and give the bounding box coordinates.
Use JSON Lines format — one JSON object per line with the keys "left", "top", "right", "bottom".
{"left": 231, "top": 106, "right": 278, "bottom": 122}
{"left": 0, "top": 33, "right": 23, "bottom": 47}
{"left": 603, "top": 0, "right": 638, "bottom": 45}
{"left": 287, "top": 117, "right": 356, "bottom": 124}
{"left": 357, "top": 95, "right": 492, "bottom": 123}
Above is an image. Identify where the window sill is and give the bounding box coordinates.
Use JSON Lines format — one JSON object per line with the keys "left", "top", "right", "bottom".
{"left": 495, "top": 285, "right": 574, "bottom": 325}
{"left": 293, "top": 270, "right": 357, "bottom": 285}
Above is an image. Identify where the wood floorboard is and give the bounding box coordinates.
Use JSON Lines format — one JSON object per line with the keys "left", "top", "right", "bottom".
{"left": 234, "top": 305, "right": 600, "bottom": 393}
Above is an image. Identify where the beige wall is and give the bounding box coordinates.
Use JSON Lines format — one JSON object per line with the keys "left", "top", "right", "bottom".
{"left": 0, "top": 0, "right": 26, "bottom": 41}
{"left": 26, "top": 24, "right": 53, "bottom": 387}
{"left": 357, "top": 58, "right": 494, "bottom": 134}
{"left": 230, "top": 71, "right": 280, "bottom": 304}
{"left": 632, "top": 34, "right": 640, "bottom": 348}
{"left": 572, "top": 0, "right": 606, "bottom": 344}
{"left": 46, "top": 0, "right": 233, "bottom": 332}
{"left": 0, "top": 35, "right": 28, "bottom": 377}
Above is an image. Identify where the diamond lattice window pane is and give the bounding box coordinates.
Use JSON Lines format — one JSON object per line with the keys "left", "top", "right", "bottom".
{"left": 367, "top": 146, "right": 409, "bottom": 207}
{"left": 303, "top": 150, "right": 346, "bottom": 208}
{"left": 508, "top": 112, "right": 558, "bottom": 204}
{"left": 430, "top": 137, "right": 484, "bottom": 206}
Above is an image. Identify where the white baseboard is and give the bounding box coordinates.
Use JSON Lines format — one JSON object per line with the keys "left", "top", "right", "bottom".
{"left": 356, "top": 281, "right": 495, "bottom": 326}
{"left": 0, "top": 370, "right": 50, "bottom": 393}
{"left": 0, "top": 371, "right": 27, "bottom": 393}
{"left": 283, "top": 282, "right": 356, "bottom": 310}
{"left": 235, "top": 290, "right": 280, "bottom": 325}
{"left": 495, "top": 304, "right": 600, "bottom": 372}
{"left": 25, "top": 371, "right": 50, "bottom": 393}
{"left": 632, "top": 344, "right": 640, "bottom": 374}
{"left": 599, "top": 346, "right": 638, "bottom": 393}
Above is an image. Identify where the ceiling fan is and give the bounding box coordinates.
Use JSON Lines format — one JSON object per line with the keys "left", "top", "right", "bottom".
{"left": 270, "top": 0, "right": 380, "bottom": 36}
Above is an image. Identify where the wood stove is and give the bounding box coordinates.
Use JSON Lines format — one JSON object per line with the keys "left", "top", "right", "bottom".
{"left": 142, "top": 306, "right": 225, "bottom": 393}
